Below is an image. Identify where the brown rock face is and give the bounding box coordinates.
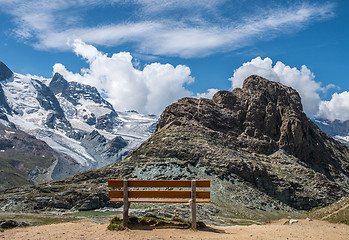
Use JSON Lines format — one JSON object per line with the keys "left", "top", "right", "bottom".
{"left": 154, "top": 75, "right": 349, "bottom": 209}
{"left": 158, "top": 75, "right": 349, "bottom": 179}
{"left": 0, "top": 75, "right": 348, "bottom": 222}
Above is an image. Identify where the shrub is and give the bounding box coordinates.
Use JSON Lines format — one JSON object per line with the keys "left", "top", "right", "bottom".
{"left": 107, "top": 216, "right": 123, "bottom": 231}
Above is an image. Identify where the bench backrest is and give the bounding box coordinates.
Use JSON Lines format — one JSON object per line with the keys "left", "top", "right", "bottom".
{"left": 108, "top": 179, "right": 210, "bottom": 202}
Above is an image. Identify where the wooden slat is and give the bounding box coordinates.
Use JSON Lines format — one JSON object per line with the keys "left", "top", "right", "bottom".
{"left": 108, "top": 179, "right": 123, "bottom": 187}
{"left": 109, "top": 198, "right": 210, "bottom": 203}
{"left": 108, "top": 190, "right": 210, "bottom": 199}
{"left": 108, "top": 179, "right": 210, "bottom": 188}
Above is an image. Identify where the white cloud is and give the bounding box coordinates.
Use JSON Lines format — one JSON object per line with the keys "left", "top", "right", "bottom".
{"left": 0, "top": 1, "right": 335, "bottom": 58}
{"left": 53, "top": 40, "right": 193, "bottom": 115}
{"left": 71, "top": 39, "right": 102, "bottom": 62}
{"left": 196, "top": 89, "right": 219, "bottom": 99}
{"left": 134, "top": 0, "right": 226, "bottom": 14}
{"left": 318, "top": 92, "right": 349, "bottom": 122}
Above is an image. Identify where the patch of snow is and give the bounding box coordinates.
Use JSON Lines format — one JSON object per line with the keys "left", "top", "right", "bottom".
{"left": 314, "top": 119, "right": 329, "bottom": 126}
{"left": 2, "top": 73, "right": 48, "bottom": 126}
{"left": 38, "top": 129, "right": 96, "bottom": 166}
{"left": 4, "top": 130, "right": 15, "bottom": 135}
{"left": 78, "top": 98, "right": 111, "bottom": 118}
{"left": 8, "top": 113, "right": 95, "bottom": 166}
{"left": 335, "top": 135, "right": 349, "bottom": 142}
{"left": 116, "top": 111, "right": 158, "bottom": 140}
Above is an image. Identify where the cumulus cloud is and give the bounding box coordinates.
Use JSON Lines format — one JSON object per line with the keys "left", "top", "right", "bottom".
{"left": 53, "top": 40, "right": 194, "bottom": 115}
{"left": 318, "top": 92, "right": 349, "bottom": 121}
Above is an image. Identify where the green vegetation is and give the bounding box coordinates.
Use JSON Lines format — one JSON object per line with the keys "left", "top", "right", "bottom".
{"left": 30, "top": 216, "right": 78, "bottom": 226}
{"left": 309, "top": 197, "right": 349, "bottom": 225}
{"left": 107, "top": 216, "right": 124, "bottom": 231}
{"left": 0, "top": 212, "right": 79, "bottom": 227}
{"left": 325, "top": 209, "right": 349, "bottom": 225}
{"left": 138, "top": 214, "right": 189, "bottom": 227}
{"left": 0, "top": 165, "right": 33, "bottom": 187}
{"left": 107, "top": 214, "right": 205, "bottom": 231}
{"left": 71, "top": 211, "right": 121, "bottom": 217}
{"left": 0, "top": 151, "right": 55, "bottom": 189}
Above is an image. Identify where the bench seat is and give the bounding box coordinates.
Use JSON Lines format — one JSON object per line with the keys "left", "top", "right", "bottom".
{"left": 109, "top": 198, "right": 210, "bottom": 203}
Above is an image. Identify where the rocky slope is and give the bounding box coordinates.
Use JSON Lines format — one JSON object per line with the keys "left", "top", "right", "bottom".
{"left": 0, "top": 124, "right": 79, "bottom": 190}
{"left": 1, "top": 75, "right": 348, "bottom": 224}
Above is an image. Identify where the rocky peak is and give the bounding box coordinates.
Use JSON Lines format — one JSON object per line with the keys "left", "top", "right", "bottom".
{"left": 108, "top": 136, "right": 128, "bottom": 153}
{"left": 49, "top": 72, "right": 69, "bottom": 95}
{"left": 32, "top": 79, "right": 71, "bottom": 131}
{"left": 84, "top": 130, "right": 107, "bottom": 144}
{"left": 234, "top": 75, "right": 302, "bottom": 113}
{"left": 49, "top": 73, "right": 113, "bottom": 109}
{"left": 48, "top": 73, "right": 119, "bottom": 130}
{"left": 0, "top": 61, "right": 13, "bottom": 82}
{"left": 159, "top": 75, "right": 332, "bottom": 160}
{"left": 211, "top": 75, "right": 306, "bottom": 151}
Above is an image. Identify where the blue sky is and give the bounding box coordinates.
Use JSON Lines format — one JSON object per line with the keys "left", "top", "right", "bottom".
{"left": 0, "top": 0, "right": 348, "bottom": 119}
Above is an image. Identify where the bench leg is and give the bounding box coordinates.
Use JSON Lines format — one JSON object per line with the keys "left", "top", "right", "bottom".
{"left": 191, "top": 180, "right": 197, "bottom": 230}
{"left": 123, "top": 179, "right": 129, "bottom": 228}
{"left": 123, "top": 202, "right": 130, "bottom": 228}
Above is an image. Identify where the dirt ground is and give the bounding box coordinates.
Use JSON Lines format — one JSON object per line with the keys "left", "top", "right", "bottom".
{"left": 1, "top": 218, "right": 348, "bottom": 240}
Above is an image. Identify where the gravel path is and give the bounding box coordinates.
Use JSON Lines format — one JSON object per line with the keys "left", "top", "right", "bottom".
{"left": 1, "top": 218, "right": 348, "bottom": 240}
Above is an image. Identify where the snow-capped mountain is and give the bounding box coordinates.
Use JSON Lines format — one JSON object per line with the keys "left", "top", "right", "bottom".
{"left": 0, "top": 61, "right": 158, "bottom": 186}
{"left": 314, "top": 118, "right": 349, "bottom": 146}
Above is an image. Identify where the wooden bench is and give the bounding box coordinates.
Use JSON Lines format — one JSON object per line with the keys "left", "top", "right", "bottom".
{"left": 108, "top": 179, "right": 210, "bottom": 229}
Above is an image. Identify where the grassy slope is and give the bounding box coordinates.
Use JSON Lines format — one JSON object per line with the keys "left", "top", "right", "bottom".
{"left": 309, "top": 197, "right": 349, "bottom": 225}
{"left": 0, "top": 125, "right": 56, "bottom": 189}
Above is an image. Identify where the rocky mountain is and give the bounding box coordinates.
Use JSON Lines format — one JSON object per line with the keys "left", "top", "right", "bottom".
{"left": 314, "top": 119, "right": 349, "bottom": 147}
{"left": 0, "top": 61, "right": 157, "bottom": 188}
{"left": 49, "top": 72, "right": 121, "bottom": 132}
{"left": 1, "top": 75, "right": 348, "bottom": 224}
